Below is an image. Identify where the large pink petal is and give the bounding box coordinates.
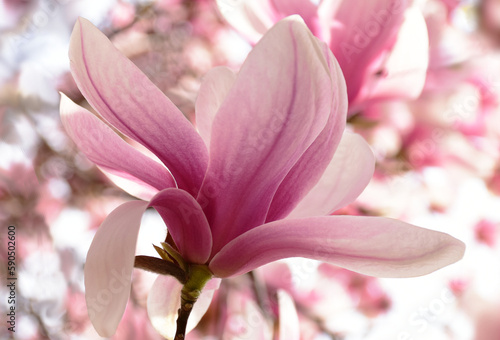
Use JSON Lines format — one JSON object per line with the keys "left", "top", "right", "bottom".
{"left": 147, "top": 275, "right": 219, "bottom": 340}
{"left": 60, "top": 94, "right": 175, "bottom": 194}
{"left": 200, "top": 17, "right": 339, "bottom": 254}
{"left": 320, "top": 0, "right": 411, "bottom": 103}
{"left": 84, "top": 200, "right": 149, "bottom": 337}
{"left": 265, "top": 43, "right": 347, "bottom": 222}
{"left": 149, "top": 188, "right": 212, "bottom": 264}
{"left": 69, "top": 17, "right": 208, "bottom": 195}
{"left": 209, "top": 216, "right": 465, "bottom": 278}
{"left": 289, "top": 131, "right": 375, "bottom": 218}
{"left": 195, "top": 66, "right": 236, "bottom": 147}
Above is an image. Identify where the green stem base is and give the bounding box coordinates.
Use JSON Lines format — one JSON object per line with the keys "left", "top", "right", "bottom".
{"left": 174, "top": 264, "right": 213, "bottom": 340}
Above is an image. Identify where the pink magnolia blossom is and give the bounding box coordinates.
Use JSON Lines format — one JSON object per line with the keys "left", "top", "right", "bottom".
{"left": 216, "top": 0, "right": 429, "bottom": 113}
{"left": 474, "top": 219, "right": 498, "bottom": 247}
{"left": 60, "top": 16, "right": 464, "bottom": 338}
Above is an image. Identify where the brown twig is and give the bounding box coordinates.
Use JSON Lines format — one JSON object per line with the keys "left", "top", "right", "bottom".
{"left": 174, "top": 296, "right": 194, "bottom": 340}
{"left": 134, "top": 255, "right": 187, "bottom": 284}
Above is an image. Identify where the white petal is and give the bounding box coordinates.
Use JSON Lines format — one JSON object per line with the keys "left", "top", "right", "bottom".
{"left": 84, "top": 201, "right": 148, "bottom": 337}
{"left": 147, "top": 275, "right": 219, "bottom": 339}
{"left": 278, "top": 290, "right": 300, "bottom": 340}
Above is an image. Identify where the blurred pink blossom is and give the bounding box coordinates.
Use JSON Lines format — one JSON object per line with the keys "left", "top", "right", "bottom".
{"left": 65, "top": 289, "right": 90, "bottom": 334}
{"left": 318, "top": 263, "right": 391, "bottom": 317}
{"left": 474, "top": 219, "right": 498, "bottom": 247}
{"left": 109, "top": 1, "right": 136, "bottom": 29}
{"left": 113, "top": 302, "right": 165, "bottom": 340}
{"left": 216, "top": 0, "right": 429, "bottom": 114}
{"left": 473, "top": 302, "right": 500, "bottom": 340}
{"left": 479, "top": 0, "right": 500, "bottom": 41}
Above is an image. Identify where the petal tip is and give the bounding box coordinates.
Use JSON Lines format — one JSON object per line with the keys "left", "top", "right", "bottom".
{"left": 282, "top": 14, "right": 306, "bottom": 25}
{"left": 59, "top": 92, "right": 77, "bottom": 120}
{"left": 59, "top": 91, "right": 69, "bottom": 105}
{"left": 75, "top": 16, "right": 92, "bottom": 30}
{"left": 69, "top": 17, "right": 97, "bottom": 60}
{"left": 451, "top": 238, "right": 466, "bottom": 261}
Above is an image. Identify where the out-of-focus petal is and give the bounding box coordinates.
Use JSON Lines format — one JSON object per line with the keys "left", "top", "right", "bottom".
{"left": 69, "top": 17, "right": 208, "bottom": 195}
{"left": 210, "top": 216, "right": 465, "bottom": 278}
{"left": 223, "top": 289, "right": 273, "bottom": 340}
{"left": 149, "top": 188, "right": 212, "bottom": 264}
{"left": 195, "top": 66, "right": 236, "bottom": 147}
{"left": 200, "top": 16, "right": 337, "bottom": 254}
{"left": 216, "top": 0, "right": 320, "bottom": 43}
{"left": 216, "top": 0, "right": 277, "bottom": 43}
{"left": 60, "top": 94, "right": 175, "bottom": 194}
{"left": 266, "top": 43, "right": 347, "bottom": 222}
{"left": 84, "top": 200, "right": 149, "bottom": 337}
{"left": 271, "top": 0, "right": 320, "bottom": 33}
{"left": 277, "top": 290, "right": 300, "bottom": 340}
{"left": 147, "top": 275, "right": 219, "bottom": 340}
{"left": 320, "top": 0, "right": 411, "bottom": 103}
{"left": 358, "top": 7, "right": 429, "bottom": 103}
{"left": 289, "top": 131, "right": 375, "bottom": 218}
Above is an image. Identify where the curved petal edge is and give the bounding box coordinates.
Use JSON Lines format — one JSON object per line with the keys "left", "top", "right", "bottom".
{"left": 84, "top": 200, "right": 149, "bottom": 337}
{"left": 209, "top": 216, "right": 465, "bottom": 278}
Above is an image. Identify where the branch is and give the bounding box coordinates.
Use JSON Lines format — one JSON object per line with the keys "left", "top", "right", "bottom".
{"left": 134, "top": 255, "right": 187, "bottom": 284}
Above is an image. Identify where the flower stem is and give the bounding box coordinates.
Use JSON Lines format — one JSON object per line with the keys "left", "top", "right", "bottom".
{"left": 174, "top": 264, "right": 213, "bottom": 339}
{"left": 174, "top": 298, "right": 192, "bottom": 340}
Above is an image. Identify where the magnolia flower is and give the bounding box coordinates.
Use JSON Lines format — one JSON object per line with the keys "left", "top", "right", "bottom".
{"left": 216, "top": 0, "right": 429, "bottom": 113}
{"left": 60, "top": 16, "right": 464, "bottom": 339}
